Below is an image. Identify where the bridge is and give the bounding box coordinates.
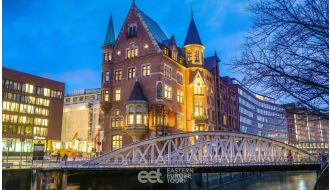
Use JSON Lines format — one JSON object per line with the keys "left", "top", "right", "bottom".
{"left": 79, "top": 131, "right": 319, "bottom": 171}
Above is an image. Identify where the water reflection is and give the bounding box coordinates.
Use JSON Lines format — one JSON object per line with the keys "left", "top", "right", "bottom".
{"left": 218, "top": 171, "right": 316, "bottom": 190}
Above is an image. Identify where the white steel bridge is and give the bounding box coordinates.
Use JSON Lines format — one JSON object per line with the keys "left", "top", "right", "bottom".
{"left": 83, "top": 132, "right": 317, "bottom": 169}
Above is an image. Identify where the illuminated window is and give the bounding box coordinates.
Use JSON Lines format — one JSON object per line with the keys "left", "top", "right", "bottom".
{"left": 144, "top": 115, "right": 148, "bottom": 125}
{"left": 20, "top": 104, "right": 35, "bottom": 114}
{"left": 177, "top": 72, "right": 183, "bottom": 85}
{"left": 19, "top": 116, "right": 34, "bottom": 124}
{"left": 127, "top": 48, "right": 138, "bottom": 59}
{"left": 129, "top": 114, "right": 134, "bottom": 125}
{"left": 194, "top": 82, "right": 202, "bottom": 95}
{"left": 177, "top": 117, "right": 184, "bottom": 130}
{"left": 3, "top": 101, "right": 19, "bottom": 112}
{"left": 2, "top": 114, "right": 18, "bottom": 123}
{"left": 194, "top": 50, "right": 200, "bottom": 62}
{"left": 187, "top": 50, "right": 192, "bottom": 61}
{"left": 172, "top": 49, "right": 178, "bottom": 61}
{"left": 33, "top": 127, "right": 48, "bottom": 136}
{"left": 164, "top": 85, "right": 172, "bottom": 100}
{"left": 111, "top": 118, "right": 123, "bottom": 128}
{"left": 177, "top": 90, "right": 183, "bottom": 104}
{"left": 115, "top": 70, "right": 122, "bottom": 81}
{"left": 104, "top": 90, "right": 109, "bottom": 101}
{"left": 105, "top": 71, "right": 110, "bottom": 82}
{"left": 194, "top": 102, "right": 203, "bottom": 116}
{"left": 115, "top": 89, "right": 121, "bottom": 101}
{"left": 36, "top": 98, "right": 50, "bottom": 107}
{"left": 128, "top": 67, "right": 136, "bottom": 79}
{"left": 104, "top": 52, "right": 112, "bottom": 61}
{"left": 163, "top": 48, "right": 169, "bottom": 55}
{"left": 43, "top": 88, "right": 51, "bottom": 97}
{"left": 3, "top": 79, "right": 22, "bottom": 91}
{"left": 136, "top": 114, "right": 142, "bottom": 125}
{"left": 22, "top": 84, "right": 34, "bottom": 93}
{"left": 3, "top": 92, "right": 21, "bottom": 102}
{"left": 35, "top": 107, "right": 49, "bottom": 116}
{"left": 164, "top": 65, "right": 172, "bottom": 79}
{"left": 34, "top": 118, "right": 48, "bottom": 126}
{"left": 112, "top": 135, "right": 123, "bottom": 150}
{"left": 142, "top": 65, "right": 150, "bottom": 76}
{"left": 223, "top": 115, "right": 228, "bottom": 125}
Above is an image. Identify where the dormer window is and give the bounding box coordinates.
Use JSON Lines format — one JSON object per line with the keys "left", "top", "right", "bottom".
{"left": 163, "top": 48, "right": 169, "bottom": 55}
{"left": 172, "top": 49, "right": 178, "bottom": 61}
{"left": 127, "top": 23, "right": 137, "bottom": 37}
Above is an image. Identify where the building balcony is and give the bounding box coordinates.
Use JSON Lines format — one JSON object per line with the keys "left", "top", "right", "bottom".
{"left": 193, "top": 115, "right": 208, "bottom": 123}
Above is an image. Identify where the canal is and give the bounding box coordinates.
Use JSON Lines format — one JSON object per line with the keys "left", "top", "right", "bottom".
{"left": 2, "top": 169, "right": 319, "bottom": 190}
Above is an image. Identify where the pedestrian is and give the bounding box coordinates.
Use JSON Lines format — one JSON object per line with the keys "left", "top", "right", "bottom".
{"left": 72, "top": 152, "right": 77, "bottom": 161}
{"left": 56, "top": 152, "right": 60, "bottom": 163}
{"left": 64, "top": 154, "right": 68, "bottom": 165}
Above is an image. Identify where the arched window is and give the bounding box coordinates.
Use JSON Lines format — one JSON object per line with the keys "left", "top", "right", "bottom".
{"left": 112, "top": 135, "right": 122, "bottom": 150}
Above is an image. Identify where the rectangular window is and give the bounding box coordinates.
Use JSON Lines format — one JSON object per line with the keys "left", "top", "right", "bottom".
{"left": 105, "top": 71, "right": 110, "bottom": 82}
{"left": 142, "top": 65, "right": 150, "bottom": 76}
{"left": 194, "top": 102, "right": 203, "bottom": 116}
{"left": 3, "top": 101, "right": 20, "bottom": 112}
{"left": 22, "top": 84, "right": 34, "bottom": 93}
{"left": 115, "top": 89, "right": 121, "bottom": 101}
{"left": 177, "top": 90, "right": 183, "bottom": 104}
{"left": 177, "top": 72, "right": 183, "bottom": 85}
{"left": 127, "top": 48, "right": 138, "bottom": 59}
{"left": 164, "top": 65, "right": 172, "bottom": 79}
{"left": 177, "top": 116, "right": 184, "bottom": 130}
{"left": 164, "top": 84, "right": 172, "bottom": 100}
{"left": 111, "top": 118, "right": 123, "bottom": 128}
{"left": 194, "top": 82, "right": 203, "bottom": 95}
{"left": 129, "top": 114, "right": 134, "bottom": 125}
{"left": 19, "top": 104, "right": 35, "bottom": 114}
{"left": 187, "top": 50, "right": 192, "bottom": 61}
{"left": 43, "top": 88, "right": 50, "bottom": 97}
{"left": 128, "top": 67, "right": 136, "bottom": 79}
{"left": 115, "top": 70, "right": 122, "bottom": 81}
{"left": 36, "top": 98, "right": 50, "bottom": 106}
{"left": 127, "top": 23, "right": 137, "bottom": 37}
{"left": 104, "top": 90, "right": 109, "bottom": 102}
{"left": 136, "top": 114, "right": 142, "bottom": 125}
{"left": 112, "top": 135, "right": 123, "bottom": 150}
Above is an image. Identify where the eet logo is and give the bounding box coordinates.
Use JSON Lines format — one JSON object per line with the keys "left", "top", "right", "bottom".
{"left": 137, "top": 169, "right": 163, "bottom": 183}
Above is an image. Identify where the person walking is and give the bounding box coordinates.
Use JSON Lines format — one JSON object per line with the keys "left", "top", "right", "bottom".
{"left": 56, "top": 152, "right": 60, "bottom": 163}
{"left": 63, "top": 154, "right": 68, "bottom": 165}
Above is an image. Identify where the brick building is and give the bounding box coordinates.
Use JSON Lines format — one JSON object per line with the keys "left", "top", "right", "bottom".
{"left": 100, "top": 3, "right": 223, "bottom": 152}
{"left": 2, "top": 67, "right": 64, "bottom": 153}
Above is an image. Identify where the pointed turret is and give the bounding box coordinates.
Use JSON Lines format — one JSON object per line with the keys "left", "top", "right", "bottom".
{"left": 183, "top": 10, "right": 205, "bottom": 65}
{"left": 103, "top": 13, "right": 116, "bottom": 46}
{"left": 128, "top": 81, "right": 147, "bottom": 102}
{"left": 184, "top": 11, "right": 202, "bottom": 46}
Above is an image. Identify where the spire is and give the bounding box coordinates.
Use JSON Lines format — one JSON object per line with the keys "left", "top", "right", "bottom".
{"left": 104, "top": 13, "right": 115, "bottom": 46}
{"left": 214, "top": 51, "right": 220, "bottom": 62}
{"left": 128, "top": 81, "right": 147, "bottom": 102}
{"left": 184, "top": 13, "right": 202, "bottom": 46}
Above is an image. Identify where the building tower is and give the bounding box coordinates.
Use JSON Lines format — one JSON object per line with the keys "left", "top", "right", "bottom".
{"left": 184, "top": 10, "right": 205, "bottom": 66}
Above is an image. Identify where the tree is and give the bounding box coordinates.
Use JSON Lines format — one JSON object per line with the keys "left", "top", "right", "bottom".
{"left": 232, "top": 0, "right": 329, "bottom": 118}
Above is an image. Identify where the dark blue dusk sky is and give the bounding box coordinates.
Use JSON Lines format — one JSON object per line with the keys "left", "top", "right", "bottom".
{"left": 3, "top": 0, "right": 253, "bottom": 94}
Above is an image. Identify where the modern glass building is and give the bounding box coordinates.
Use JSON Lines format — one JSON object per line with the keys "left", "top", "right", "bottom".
{"left": 222, "top": 77, "right": 288, "bottom": 143}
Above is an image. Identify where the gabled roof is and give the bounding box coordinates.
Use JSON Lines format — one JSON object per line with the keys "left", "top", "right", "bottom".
{"left": 184, "top": 17, "right": 203, "bottom": 46}
{"left": 204, "top": 51, "right": 220, "bottom": 73}
{"left": 137, "top": 8, "right": 168, "bottom": 44}
{"left": 128, "top": 81, "right": 147, "bottom": 102}
{"left": 104, "top": 13, "right": 116, "bottom": 46}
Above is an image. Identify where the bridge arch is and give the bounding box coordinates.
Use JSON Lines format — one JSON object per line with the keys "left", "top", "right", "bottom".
{"left": 84, "top": 131, "right": 316, "bottom": 167}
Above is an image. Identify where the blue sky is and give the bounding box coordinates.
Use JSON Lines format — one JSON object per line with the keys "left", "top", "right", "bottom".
{"left": 3, "top": 0, "right": 253, "bottom": 94}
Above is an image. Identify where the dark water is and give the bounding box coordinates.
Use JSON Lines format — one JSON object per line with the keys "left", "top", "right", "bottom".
{"left": 216, "top": 171, "right": 316, "bottom": 190}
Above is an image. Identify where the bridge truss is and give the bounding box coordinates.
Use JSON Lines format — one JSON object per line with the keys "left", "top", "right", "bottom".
{"left": 84, "top": 132, "right": 316, "bottom": 167}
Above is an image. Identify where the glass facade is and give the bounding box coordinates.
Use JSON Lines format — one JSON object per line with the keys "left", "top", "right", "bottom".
{"left": 238, "top": 87, "right": 288, "bottom": 142}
